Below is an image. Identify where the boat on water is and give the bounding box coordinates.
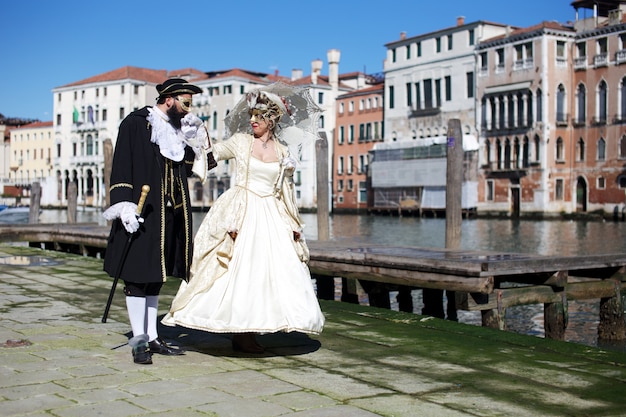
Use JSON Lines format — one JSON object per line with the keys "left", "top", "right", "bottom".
{"left": 0, "top": 206, "right": 34, "bottom": 224}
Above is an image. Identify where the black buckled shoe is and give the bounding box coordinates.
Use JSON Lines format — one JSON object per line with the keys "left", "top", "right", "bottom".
{"left": 129, "top": 334, "right": 152, "bottom": 365}
{"left": 148, "top": 337, "right": 185, "bottom": 355}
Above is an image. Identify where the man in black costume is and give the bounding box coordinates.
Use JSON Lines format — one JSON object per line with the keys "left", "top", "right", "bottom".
{"left": 103, "top": 78, "right": 207, "bottom": 364}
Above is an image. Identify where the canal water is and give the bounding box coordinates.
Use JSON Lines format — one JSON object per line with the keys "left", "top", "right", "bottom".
{"left": 39, "top": 208, "right": 626, "bottom": 351}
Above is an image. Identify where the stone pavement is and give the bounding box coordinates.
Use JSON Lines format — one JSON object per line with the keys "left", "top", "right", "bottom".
{"left": 1, "top": 244, "right": 626, "bottom": 417}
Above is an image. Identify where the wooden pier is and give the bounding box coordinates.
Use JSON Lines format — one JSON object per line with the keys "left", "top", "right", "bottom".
{"left": 0, "top": 223, "right": 624, "bottom": 341}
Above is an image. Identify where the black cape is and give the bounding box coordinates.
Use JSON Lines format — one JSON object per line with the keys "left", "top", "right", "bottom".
{"left": 103, "top": 107, "right": 194, "bottom": 283}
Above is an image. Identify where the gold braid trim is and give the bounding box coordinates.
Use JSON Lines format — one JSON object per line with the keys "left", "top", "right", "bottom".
{"left": 109, "top": 183, "right": 133, "bottom": 192}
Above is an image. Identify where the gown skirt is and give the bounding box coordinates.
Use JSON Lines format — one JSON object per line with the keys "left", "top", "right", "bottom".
{"left": 162, "top": 157, "right": 325, "bottom": 334}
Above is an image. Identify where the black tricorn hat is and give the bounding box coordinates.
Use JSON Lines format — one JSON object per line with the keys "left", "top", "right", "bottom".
{"left": 156, "top": 78, "right": 202, "bottom": 97}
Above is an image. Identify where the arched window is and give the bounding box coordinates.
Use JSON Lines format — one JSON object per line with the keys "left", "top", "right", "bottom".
{"left": 485, "top": 139, "right": 492, "bottom": 166}
{"left": 514, "top": 137, "right": 521, "bottom": 168}
{"left": 86, "top": 134, "right": 94, "bottom": 156}
{"left": 576, "top": 83, "right": 586, "bottom": 125}
{"left": 556, "top": 84, "right": 566, "bottom": 123}
{"left": 620, "top": 76, "right": 626, "bottom": 121}
{"left": 504, "top": 138, "right": 512, "bottom": 168}
{"left": 534, "top": 134, "right": 541, "bottom": 161}
{"left": 535, "top": 88, "right": 541, "bottom": 123}
{"left": 577, "top": 138, "right": 585, "bottom": 161}
{"left": 597, "top": 137, "right": 606, "bottom": 160}
{"left": 522, "top": 136, "right": 529, "bottom": 167}
{"left": 620, "top": 135, "right": 626, "bottom": 159}
{"left": 496, "top": 139, "right": 502, "bottom": 169}
{"left": 598, "top": 80, "right": 608, "bottom": 123}
{"left": 556, "top": 137, "right": 564, "bottom": 161}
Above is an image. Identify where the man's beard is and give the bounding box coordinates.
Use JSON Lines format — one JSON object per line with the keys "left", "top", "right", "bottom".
{"left": 167, "top": 106, "right": 185, "bottom": 129}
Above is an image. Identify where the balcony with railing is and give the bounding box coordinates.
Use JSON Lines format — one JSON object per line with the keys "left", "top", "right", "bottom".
{"left": 574, "top": 56, "right": 587, "bottom": 70}
{"left": 594, "top": 53, "right": 608, "bottom": 67}
{"left": 616, "top": 50, "right": 626, "bottom": 65}
{"left": 613, "top": 113, "right": 626, "bottom": 124}
{"left": 591, "top": 116, "right": 607, "bottom": 126}
{"left": 572, "top": 116, "right": 586, "bottom": 127}
{"left": 408, "top": 107, "right": 440, "bottom": 118}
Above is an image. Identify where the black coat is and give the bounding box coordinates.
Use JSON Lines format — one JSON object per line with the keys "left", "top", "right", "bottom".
{"left": 103, "top": 107, "right": 194, "bottom": 283}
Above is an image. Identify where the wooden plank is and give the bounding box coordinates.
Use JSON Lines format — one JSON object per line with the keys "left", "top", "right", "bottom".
{"left": 457, "top": 279, "right": 625, "bottom": 311}
{"left": 309, "top": 259, "right": 494, "bottom": 293}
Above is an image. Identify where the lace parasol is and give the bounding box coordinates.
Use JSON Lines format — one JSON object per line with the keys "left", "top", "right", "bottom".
{"left": 224, "top": 82, "right": 323, "bottom": 153}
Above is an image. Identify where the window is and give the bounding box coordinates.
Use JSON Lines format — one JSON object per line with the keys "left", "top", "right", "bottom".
{"left": 359, "top": 99, "right": 364, "bottom": 111}
{"left": 348, "top": 125, "right": 354, "bottom": 143}
{"left": 348, "top": 156, "right": 354, "bottom": 174}
{"left": 597, "top": 177, "right": 605, "bottom": 189}
{"left": 597, "top": 80, "right": 607, "bottom": 123}
{"left": 388, "top": 86, "right": 395, "bottom": 109}
{"left": 487, "top": 180, "right": 494, "bottom": 201}
{"left": 318, "top": 92, "right": 324, "bottom": 105}
{"left": 406, "top": 83, "right": 413, "bottom": 107}
{"left": 417, "top": 41, "right": 422, "bottom": 57}
{"left": 469, "top": 29, "right": 475, "bottom": 46}
{"left": 406, "top": 44, "right": 411, "bottom": 59}
{"left": 349, "top": 101, "right": 354, "bottom": 112}
{"left": 423, "top": 79, "right": 433, "bottom": 108}
{"left": 577, "top": 138, "right": 585, "bottom": 161}
{"left": 445, "top": 76, "right": 451, "bottom": 101}
{"left": 556, "top": 41, "right": 566, "bottom": 59}
{"left": 338, "top": 126, "right": 345, "bottom": 144}
{"left": 597, "top": 138, "right": 606, "bottom": 160}
{"left": 347, "top": 179, "right": 354, "bottom": 191}
{"left": 555, "top": 179, "right": 564, "bottom": 200}
{"left": 534, "top": 135, "right": 541, "bottom": 161}
{"left": 134, "top": 85, "right": 139, "bottom": 94}
{"left": 556, "top": 137, "right": 564, "bottom": 161}
{"left": 223, "top": 85, "right": 232, "bottom": 94}
{"left": 337, "top": 156, "right": 344, "bottom": 174}
{"left": 536, "top": 88, "right": 542, "bottom": 122}
{"left": 359, "top": 181, "right": 367, "bottom": 203}
{"left": 121, "top": 85, "right": 125, "bottom": 94}
{"left": 240, "top": 85, "right": 245, "bottom": 94}
{"left": 621, "top": 76, "right": 626, "bottom": 120}
{"left": 466, "top": 72, "right": 474, "bottom": 98}
{"left": 358, "top": 155, "right": 366, "bottom": 173}
{"left": 435, "top": 79, "right": 441, "bottom": 108}
{"left": 620, "top": 175, "right": 626, "bottom": 189}
{"left": 392, "top": 48, "right": 397, "bottom": 63}
{"left": 318, "top": 115, "right": 325, "bottom": 129}
{"left": 620, "top": 135, "right": 626, "bottom": 159}
{"left": 480, "top": 52, "right": 488, "bottom": 72}
{"left": 415, "top": 82, "right": 421, "bottom": 109}
{"left": 86, "top": 135, "right": 94, "bottom": 156}
{"left": 337, "top": 179, "right": 344, "bottom": 191}
{"left": 496, "top": 48, "right": 505, "bottom": 71}
{"left": 576, "top": 83, "right": 586, "bottom": 125}
{"left": 447, "top": 34, "right": 453, "bottom": 50}
{"left": 56, "top": 114, "right": 61, "bottom": 125}
{"left": 436, "top": 37, "right": 441, "bottom": 53}
{"left": 339, "top": 102, "right": 344, "bottom": 114}
{"left": 556, "top": 84, "right": 566, "bottom": 124}
{"left": 119, "top": 107, "right": 125, "bottom": 120}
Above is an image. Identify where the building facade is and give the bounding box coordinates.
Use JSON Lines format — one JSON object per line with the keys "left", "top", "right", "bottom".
{"left": 7, "top": 121, "right": 54, "bottom": 204}
{"left": 333, "top": 83, "right": 384, "bottom": 212}
{"left": 476, "top": 1, "right": 626, "bottom": 217}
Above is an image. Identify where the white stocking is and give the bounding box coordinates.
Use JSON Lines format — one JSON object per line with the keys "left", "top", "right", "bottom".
{"left": 146, "top": 295, "right": 159, "bottom": 342}
{"left": 125, "top": 296, "right": 147, "bottom": 337}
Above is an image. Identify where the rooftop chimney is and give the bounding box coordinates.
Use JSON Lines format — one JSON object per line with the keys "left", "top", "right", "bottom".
{"left": 400, "top": 31, "right": 407, "bottom": 40}
{"left": 311, "top": 59, "right": 323, "bottom": 85}
{"left": 327, "top": 49, "right": 340, "bottom": 91}
{"left": 291, "top": 69, "right": 303, "bottom": 80}
{"left": 457, "top": 16, "right": 465, "bottom": 26}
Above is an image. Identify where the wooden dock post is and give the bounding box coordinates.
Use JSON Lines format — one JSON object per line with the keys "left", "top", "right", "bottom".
{"left": 314, "top": 132, "right": 334, "bottom": 300}
{"left": 423, "top": 119, "right": 463, "bottom": 320}
{"left": 598, "top": 280, "right": 626, "bottom": 340}
{"left": 29, "top": 182, "right": 41, "bottom": 224}
{"left": 67, "top": 182, "right": 77, "bottom": 224}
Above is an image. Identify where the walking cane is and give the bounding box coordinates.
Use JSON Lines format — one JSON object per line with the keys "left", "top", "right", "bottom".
{"left": 101, "top": 185, "right": 150, "bottom": 323}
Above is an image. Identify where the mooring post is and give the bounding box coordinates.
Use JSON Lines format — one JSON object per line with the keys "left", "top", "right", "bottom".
{"left": 314, "top": 132, "right": 334, "bottom": 300}
{"left": 423, "top": 119, "right": 463, "bottom": 320}
{"left": 29, "top": 182, "right": 41, "bottom": 224}
{"left": 598, "top": 279, "right": 626, "bottom": 340}
{"left": 67, "top": 182, "right": 77, "bottom": 224}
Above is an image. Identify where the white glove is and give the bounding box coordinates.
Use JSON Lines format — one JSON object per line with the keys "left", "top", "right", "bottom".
{"left": 120, "top": 203, "right": 144, "bottom": 233}
{"left": 282, "top": 155, "right": 297, "bottom": 177}
{"left": 181, "top": 113, "right": 203, "bottom": 139}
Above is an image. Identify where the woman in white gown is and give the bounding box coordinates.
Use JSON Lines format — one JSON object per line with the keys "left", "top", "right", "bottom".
{"left": 162, "top": 87, "right": 325, "bottom": 353}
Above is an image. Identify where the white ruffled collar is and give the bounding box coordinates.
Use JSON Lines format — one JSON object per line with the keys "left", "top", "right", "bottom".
{"left": 146, "top": 107, "right": 186, "bottom": 161}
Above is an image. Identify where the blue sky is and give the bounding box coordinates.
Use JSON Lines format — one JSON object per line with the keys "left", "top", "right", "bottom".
{"left": 2, "top": 0, "right": 579, "bottom": 121}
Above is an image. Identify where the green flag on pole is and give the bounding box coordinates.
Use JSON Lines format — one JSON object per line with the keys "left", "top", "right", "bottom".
{"left": 73, "top": 107, "right": 79, "bottom": 123}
